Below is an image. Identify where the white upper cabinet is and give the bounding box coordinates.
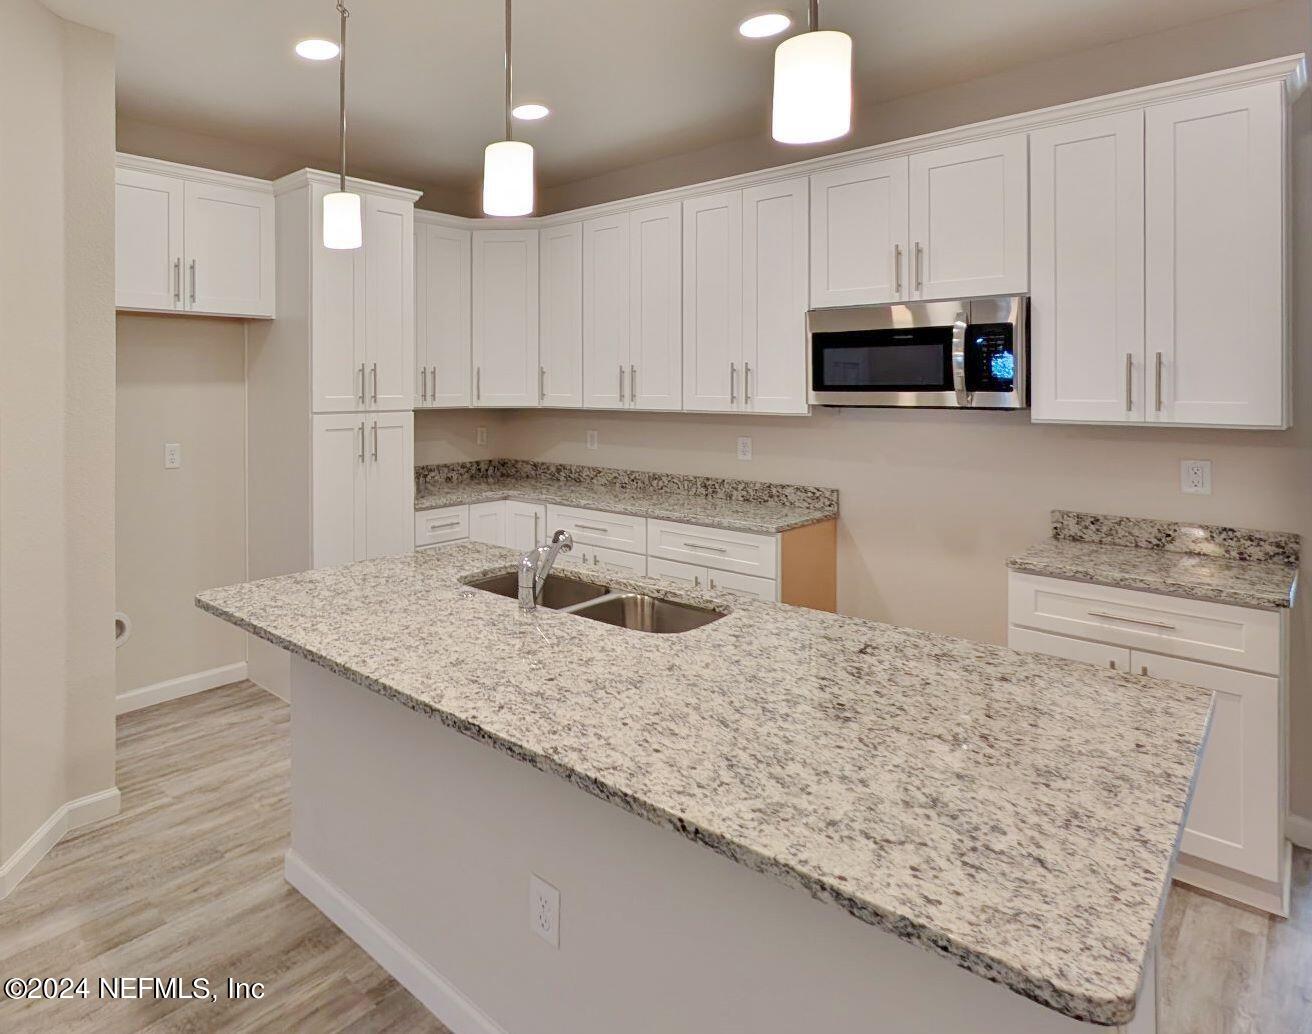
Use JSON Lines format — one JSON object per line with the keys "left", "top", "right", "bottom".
{"left": 415, "top": 221, "right": 471, "bottom": 408}
{"left": 627, "top": 202, "right": 683, "bottom": 410}
{"left": 809, "top": 158, "right": 907, "bottom": 307}
{"left": 539, "top": 221, "right": 584, "bottom": 408}
{"left": 312, "top": 181, "right": 367, "bottom": 413}
{"left": 116, "top": 167, "right": 185, "bottom": 312}
{"left": 1030, "top": 111, "right": 1146, "bottom": 423}
{"left": 742, "top": 178, "right": 809, "bottom": 415}
{"left": 908, "top": 134, "right": 1029, "bottom": 300}
{"left": 363, "top": 194, "right": 415, "bottom": 411}
{"left": 1145, "top": 81, "right": 1287, "bottom": 428}
{"left": 582, "top": 214, "right": 631, "bottom": 409}
{"left": 682, "top": 191, "right": 743, "bottom": 412}
{"left": 116, "top": 157, "right": 274, "bottom": 318}
{"left": 472, "top": 228, "right": 539, "bottom": 407}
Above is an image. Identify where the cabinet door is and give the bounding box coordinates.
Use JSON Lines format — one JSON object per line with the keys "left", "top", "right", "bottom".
{"left": 472, "top": 229, "right": 539, "bottom": 407}
{"left": 575, "top": 544, "right": 647, "bottom": 577}
{"left": 1133, "top": 650, "right": 1281, "bottom": 881}
{"left": 628, "top": 203, "right": 683, "bottom": 410}
{"left": 505, "top": 501, "right": 547, "bottom": 551}
{"left": 809, "top": 158, "right": 908, "bottom": 307}
{"left": 363, "top": 194, "right": 415, "bottom": 411}
{"left": 116, "top": 167, "right": 184, "bottom": 312}
{"left": 364, "top": 411, "right": 414, "bottom": 560}
{"left": 1030, "top": 112, "right": 1145, "bottom": 423}
{"left": 416, "top": 222, "right": 471, "bottom": 408}
{"left": 312, "top": 184, "right": 367, "bottom": 413}
{"left": 582, "top": 214, "right": 630, "bottom": 409}
{"left": 468, "top": 501, "right": 506, "bottom": 546}
{"left": 706, "top": 569, "right": 777, "bottom": 602}
{"left": 182, "top": 180, "right": 275, "bottom": 317}
{"left": 539, "top": 222, "right": 584, "bottom": 408}
{"left": 682, "top": 191, "right": 742, "bottom": 412}
{"left": 312, "top": 414, "right": 367, "bottom": 569}
{"left": 743, "top": 178, "right": 809, "bottom": 415}
{"left": 1007, "top": 625, "right": 1132, "bottom": 674}
{"left": 909, "top": 134, "right": 1028, "bottom": 299}
{"left": 647, "top": 557, "right": 708, "bottom": 590}
{"left": 1145, "top": 82, "right": 1286, "bottom": 428}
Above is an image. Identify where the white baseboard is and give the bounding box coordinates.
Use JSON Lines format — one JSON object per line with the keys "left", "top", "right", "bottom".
{"left": 284, "top": 849, "right": 507, "bottom": 1034}
{"left": 0, "top": 787, "right": 120, "bottom": 900}
{"left": 1288, "top": 813, "right": 1312, "bottom": 850}
{"left": 116, "top": 661, "right": 248, "bottom": 715}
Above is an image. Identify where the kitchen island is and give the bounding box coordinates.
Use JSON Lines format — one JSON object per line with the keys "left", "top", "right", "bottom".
{"left": 197, "top": 543, "right": 1211, "bottom": 1034}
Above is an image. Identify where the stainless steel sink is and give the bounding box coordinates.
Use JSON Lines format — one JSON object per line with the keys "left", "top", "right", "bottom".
{"left": 568, "top": 593, "right": 724, "bottom": 634}
{"left": 466, "top": 572, "right": 609, "bottom": 609}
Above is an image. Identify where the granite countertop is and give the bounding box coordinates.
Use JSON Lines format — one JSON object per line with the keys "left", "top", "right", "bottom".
{"left": 197, "top": 543, "right": 1210, "bottom": 1027}
{"left": 1008, "top": 511, "right": 1300, "bottom": 610}
{"left": 412, "top": 459, "right": 839, "bottom": 535}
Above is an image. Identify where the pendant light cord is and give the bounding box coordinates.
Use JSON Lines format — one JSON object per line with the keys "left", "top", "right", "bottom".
{"left": 338, "top": 1, "right": 350, "bottom": 192}
{"left": 504, "top": 0, "right": 513, "bottom": 141}
{"left": 809, "top": 0, "right": 819, "bottom": 31}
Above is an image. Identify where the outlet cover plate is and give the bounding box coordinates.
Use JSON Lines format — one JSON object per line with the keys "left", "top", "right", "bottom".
{"left": 1180, "top": 459, "right": 1212, "bottom": 495}
{"left": 476, "top": 427, "right": 488, "bottom": 447}
{"left": 529, "top": 874, "right": 560, "bottom": 948}
{"left": 586, "top": 430, "right": 598, "bottom": 450}
{"left": 164, "top": 443, "right": 182, "bottom": 469}
{"left": 736, "top": 436, "right": 752, "bottom": 461}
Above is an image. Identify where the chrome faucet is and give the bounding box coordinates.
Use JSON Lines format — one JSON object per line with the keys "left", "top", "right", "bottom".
{"left": 518, "top": 530, "right": 574, "bottom": 610}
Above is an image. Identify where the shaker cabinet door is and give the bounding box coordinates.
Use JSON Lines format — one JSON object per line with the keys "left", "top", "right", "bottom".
{"left": 682, "top": 191, "right": 742, "bottom": 412}
{"left": 539, "top": 222, "right": 584, "bottom": 408}
{"left": 312, "top": 184, "right": 367, "bottom": 413}
{"left": 628, "top": 203, "right": 683, "bottom": 411}
{"left": 363, "top": 194, "right": 415, "bottom": 411}
{"left": 312, "top": 414, "right": 367, "bottom": 569}
{"left": 582, "top": 214, "right": 631, "bottom": 409}
{"left": 809, "top": 158, "right": 908, "bottom": 307}
{"left": 472, "top": 229, "right": 539, "bottom": 407}
{"left": 416, "top": 222, "right": 472, "bottom": 408}
{"left": 364, "top": 411, "right": 415, "bottom": 560}
{"left": 183, "top": 180, "right": 275, "bottom": 317}
{"left": 116, "top": 168, "right": 185, "bottom": 312}
{"left": 743, "top": 177, "right": 809, "bottom": 415}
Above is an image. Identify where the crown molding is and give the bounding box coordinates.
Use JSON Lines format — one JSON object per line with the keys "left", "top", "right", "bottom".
{"left": 273, "top": 168, "right": 424, "bottom": 203}
{"left": 116, "top": 152, "right": 276, "bottom": 193}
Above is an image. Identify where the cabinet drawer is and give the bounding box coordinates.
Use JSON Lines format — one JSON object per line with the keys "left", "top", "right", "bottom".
{"left": 414, "top": 505, "right": 469, "bottom": 548}
{"left": 648, "top": 519, "right": 777, "bottom": 579}
{"left": 575, "top": 544, "right": 647, "bottom": 577}
{"left": 546, "top": 506, "right": 646, "bottom": 554}
{"left": 647, "top": 557, "right": 708, "bottom": 589}
{"left": 1008, "top": 625, "right": 1131, "bottom": 673}
{"left": 1008, "top": 573, "right": 1281, "bottom": 675}
{"left": 705, "top": 569, "right": 777, "bottom": 602}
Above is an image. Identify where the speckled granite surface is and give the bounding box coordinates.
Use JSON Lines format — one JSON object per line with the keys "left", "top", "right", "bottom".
{"left": 1010, "top": 511, "right": 1299, "bottom": 610}
{"left": 414, "top": 460, "right": 838, "bottom": 534}
{"left": 197, "top": 543, "right": 1210, "bottom": 1026}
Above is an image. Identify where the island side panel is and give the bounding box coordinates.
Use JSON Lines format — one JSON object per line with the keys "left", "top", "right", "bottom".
{"left": 286, "top": 656, "right": 1142, "bottom": 1034}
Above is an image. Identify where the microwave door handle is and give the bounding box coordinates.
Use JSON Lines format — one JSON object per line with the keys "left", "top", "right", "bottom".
{"left": 951, "top": 312, "right": 970, "bottom": 407}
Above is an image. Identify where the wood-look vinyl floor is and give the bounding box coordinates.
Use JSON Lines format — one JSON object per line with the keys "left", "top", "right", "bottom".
{"left": 0, "top": 680, "right": 1308, "bottom": 1033}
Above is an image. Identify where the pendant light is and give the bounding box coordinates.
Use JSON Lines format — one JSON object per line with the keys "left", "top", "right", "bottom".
{"left": 482, "top": 0, "right": 535, "bottom": 216}
{"left": 323, "top": 1, "right": 363, "bottom": 249}
{"left": 771, "top": 0, "right": 852, "bottom": 145}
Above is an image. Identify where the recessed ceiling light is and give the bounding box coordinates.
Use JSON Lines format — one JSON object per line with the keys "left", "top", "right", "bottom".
{"left": 511, "top": 103, "right": 551, "bottom": 121}
{"left": 739, "top": 12, "right": 792, "bottom": 38}
{"left": 295, "top": 38, "right": 340, "bottom": 61}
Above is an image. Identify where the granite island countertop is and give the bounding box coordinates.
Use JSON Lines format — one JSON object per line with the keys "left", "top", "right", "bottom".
{"left": 413, "top": 459, "right": 838, "bottom": 534}
{"left": 197, "top": 542, "right": 1210, "bottom": 1027}
{"left": 1008, "top": 510, "right": 1299, "bottom": 610}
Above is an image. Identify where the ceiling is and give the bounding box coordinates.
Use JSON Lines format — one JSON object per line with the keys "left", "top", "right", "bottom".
{"left": 48, "top": 0, "right": 1269, "bottom": 194}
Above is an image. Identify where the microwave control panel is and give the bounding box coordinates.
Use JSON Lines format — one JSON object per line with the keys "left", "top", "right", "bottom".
{"left": 965, "top": 323, "right": 1016, "bottom": 393}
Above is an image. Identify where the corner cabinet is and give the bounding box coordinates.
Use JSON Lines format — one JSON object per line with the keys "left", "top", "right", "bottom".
{"left": 472, "top": 229, "right": 539, "bottom": 407}
{"left": 539, "top": 222, "right": 584, "bottom": 407}
{"left": 116, "top": 155, "right": 275, "bottom": 318}
{"left": 1031, "top": 80, "right": 1291, "bottom": 428}
{"left": 415, "top": 218, "right": 472, "bottom": 408}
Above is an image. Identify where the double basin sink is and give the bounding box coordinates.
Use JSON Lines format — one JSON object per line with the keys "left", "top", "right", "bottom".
{"left": 467, "top": 573, "right": 723, "bottom": 634}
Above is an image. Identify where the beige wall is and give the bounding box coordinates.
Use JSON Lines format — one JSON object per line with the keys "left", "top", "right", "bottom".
{"left": 115, "top": 314, "right": 248, "bottom": 697}
{"left": 0, "top": 0, "right": 116, "bottom": 862}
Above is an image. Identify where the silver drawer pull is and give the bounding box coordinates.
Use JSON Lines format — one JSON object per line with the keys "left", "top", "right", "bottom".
{"left": 574, "top": 523, "right": 610, "bottom": 534}
{"left": 1087, "top": 609, "right": 1176, "bottom": 631}
{"left": 428, "top": 520, "right": 461, "bottom": 530}
{"left": 683, "top": 541, "right": 729, "bottom": 554}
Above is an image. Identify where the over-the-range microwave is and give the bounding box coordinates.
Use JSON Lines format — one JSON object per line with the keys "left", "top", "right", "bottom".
{"left": 807, "top": 295, "right": 1028, "bottom": 409}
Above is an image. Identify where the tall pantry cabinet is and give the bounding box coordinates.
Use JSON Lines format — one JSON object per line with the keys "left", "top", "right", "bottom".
{"left": 247, "top": 171, "right": 420, "bottom": 691}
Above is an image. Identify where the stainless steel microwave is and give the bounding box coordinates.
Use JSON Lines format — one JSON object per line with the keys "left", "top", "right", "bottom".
{"left": 807, "top": 295, "right": 1028, "bottom": 409}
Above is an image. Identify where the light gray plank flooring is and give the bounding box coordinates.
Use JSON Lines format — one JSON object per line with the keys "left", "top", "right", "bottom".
{"left": 0, "top": 680, "right": 1308, "bottom": 1032}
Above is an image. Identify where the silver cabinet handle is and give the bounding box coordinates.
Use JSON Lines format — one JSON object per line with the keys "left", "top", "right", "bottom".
{"left": 428, "top": 520, "right": 460, "bottom": 530}
{"left": 358, "top": 422, "right": 365, "bottom": 463}
{"left": 173, "top": 258, "right": 181, "bottom": 303}
{"left": 430, "top": 366, "right": 436, "bottom": 401}
{"left": 1125, "top": 353, "right": 1133, "bottom": 412}
{"left": 914, "top": 242, "right": 923, "bottom": 292}
{"left": 730, "top": 362, "right": 737, "bottom": 404}
{"left": 693, "top": 575, "right": 701, "bottom": 587}
{"left": 534, "top": 511, "right": 541, "bottom": 545}
{"left": 539, "top": 365, "right": 546, "bottom": 402}
{"left": 630, "top": 364, "right": 636, "bottom": 403}
{"left": 371, "top": 420, "right": 379, "bottom": 461}
{"left": 1141, "top": 665, "right": 1150, "bottom": 677}
{"left": 371, "top": 362, "right": 378, "bottom": 404}
{"left": 476, "top": 366, "right": 481, "bottom": 402}
{"left": 1154, "top": 352, "right": 1163, "bottom": 412}
{"left": 1087, "top": 609, "right": 1176, "bottom": 631}
{"left": 1108, "top": 660, "right": 1118, "bottom": 670}
{"left": 683, "top": 541, "right": 728, "bottom": 554}
{"left": 574, "top": 523, "right": 610, "bottom": 534}
{"left": 893, "top": 244, "right": 902, "bottom": 295}
{"left": 618, "top": 364, "right": 625, "bottom": 402}
{"left": 744, "top": 362, "right": 752, "bottom": 405}
{"left": 189, "top": 259, "right": 197, "bottom": 304}
{"left": 420, "top": 365, "right": 427, "bottom": 403}
{"left": 358, "top": 364, "right": 366, "bottom": 405}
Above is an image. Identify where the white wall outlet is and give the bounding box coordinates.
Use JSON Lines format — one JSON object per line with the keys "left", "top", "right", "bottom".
{"left": 529, "top": 874, "right": 560, "bottom": 948}
{"left": 736, "top": 436, "right": 752, "bottom": 461}
{"left": 1180, "top": 459, "right": 1212, "bottom": 495}
{"left": 586, "top": 430, "right": 598, "bottom": 450}
{"left": 476, "top": 426, "right": 488, "bottom": 447}
{"left": 164, "top": 443, "right": 182, "bottom": 469}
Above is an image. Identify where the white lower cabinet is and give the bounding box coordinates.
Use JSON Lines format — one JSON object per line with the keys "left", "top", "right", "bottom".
{"left": 1008, "top": 572, "right": 1288, "bottom": 915}
{"left": 574, "top": 544, "right": 647, "bottom": 577}
{"left": 468, "top": 501, "right": 507, "bottom": 546}
{"left": 414, "top": 505, "right": 469, "bottom": 549}
{"left": 647, "top": 557, "right": 708, "bottom": 589}
{"left": 312, "top": 412, "right": 413, "bottom": 568}
{"left": 505, "top": 501, "right": 547, "bottom": 551}
{"left": 546, "top": 505, "right": 647, "bottom": 555}
{"left": 648, "top": 550, "right": 777, "bottom": 601}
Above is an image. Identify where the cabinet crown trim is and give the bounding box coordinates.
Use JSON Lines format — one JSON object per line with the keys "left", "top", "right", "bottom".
{"left": 274, "top": 168, "right": 424, "bottom": 203}
{"left": 117, "top": 152, "right": 276, "bottom": 194}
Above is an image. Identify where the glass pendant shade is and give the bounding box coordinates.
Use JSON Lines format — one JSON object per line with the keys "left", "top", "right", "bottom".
{"left": 323, "top": 190, "right": 363, "bottom": 249}
{"left": 482, "top": 140, "right": 535, "bottom": 217}
{"left": 771, "top": 29, "right": 853, "bottom": 144}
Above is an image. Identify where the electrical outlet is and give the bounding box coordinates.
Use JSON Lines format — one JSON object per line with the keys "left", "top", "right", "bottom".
{"left": 529, "top": 874, "right": 559, "bottom": 948}
{"left": 476, "top": 426, "right": 488, "bottom": 447}
{"left": 736, "top": 436, "right": 752, "bottom": 461}
{"left": 1180, "top": 459, "right": 1212, "bottom": 495}
{"left": 164, "top": 443, "right": 182, "bottom": 469}
{"left": 586, "top": 430, "right": 598, "bottom": 450}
